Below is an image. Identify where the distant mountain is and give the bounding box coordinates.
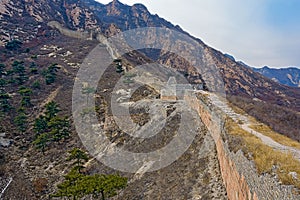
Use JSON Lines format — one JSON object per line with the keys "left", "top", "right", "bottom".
{"left": 0, "top": 0, "right": 299, "bottom": 105}
{"left": 222, "top": 52, "right": 300, "bottom": 88}
{"left": 253, "top": 66, "right": 300, "bottom": 88}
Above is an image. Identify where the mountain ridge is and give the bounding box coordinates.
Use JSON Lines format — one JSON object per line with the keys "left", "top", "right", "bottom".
{"left": 0, "top": 0, "right": 300, "bottom": 199}
{"left": 224, "top": 53, "right": 300, "bottom": 88}
{"left": 253, "top": 66, "right": 300, "bottom": 88}
{"left": 1, "top": 0, "right": 300, "bottom": 111}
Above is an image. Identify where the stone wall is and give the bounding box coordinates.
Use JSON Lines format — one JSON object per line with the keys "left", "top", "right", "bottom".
{"left": 184, "top": 91, "right": 299, "bottom": 200}
{"left": 47, "top": 21, "right": 92, "bottom": 40}
{"left": 47, "top": 20, "right": 298, "bottom": 198}
{"left": 47, "top": 21, "right": 120, "bottom": 60}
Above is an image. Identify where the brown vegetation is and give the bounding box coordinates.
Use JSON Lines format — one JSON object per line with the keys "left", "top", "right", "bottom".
{"left": 228, "top": 95, "right": 300, "bottom": 142}
{"left": 225, "top": 118, "right": 300, "bottom": 189}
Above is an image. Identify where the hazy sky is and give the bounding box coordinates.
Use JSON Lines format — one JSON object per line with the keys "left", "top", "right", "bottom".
{"left": 96, "top": 0, "right": 300, "bottom": 68}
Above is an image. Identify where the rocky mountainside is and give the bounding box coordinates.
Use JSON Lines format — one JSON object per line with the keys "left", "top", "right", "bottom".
{"left": 0, "top": 0, "right": 300, "bottom": 199}
{"left": 253, "top": 66, "right": 300, "bottom": 88}
{"left": 1, "top": 0, "right": 300, "bottom": 109}
{"left": 225, "top": 54, "right": 300, "bottom": 88}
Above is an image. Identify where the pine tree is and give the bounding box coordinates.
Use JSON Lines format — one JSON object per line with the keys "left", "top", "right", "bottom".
{"left": 114, "top": 59, "right": 124, "bottom": 74}
{"left": 67, "top": 148, "right": 89, "bottom": 173}
{"left": 0, "top": 89, "right": 11, "bottom": 112}
{"left": 52, "top": 170, "right": 127, "bottom": 200}
{"left": 33, "top": 116, "right": 47, "bottom": 134}
{"left": 0, "top": 63, "right": 6, "bottom": 76}
{"left": 32, "top": 101, "right": 69, "bottom": 152}
{"left": 45, "top": 101, "right": 60, "bottom": 119}
{"left": 82, "top": 87, "right": 96, "bottom": 105}
{"left": 14, "top": 113, "right": 27, "bottom": 132}
{"left": 18, "top": 87, "right": 32, "bottom": 107}
{"left": 47, "top": 116, "right": 70, "bottom": 141}
{"left": 43, "top": 63, "right": 59, "bottom": 85}
{"left": 32, "top": 133, "right": 50, "bottom": 154}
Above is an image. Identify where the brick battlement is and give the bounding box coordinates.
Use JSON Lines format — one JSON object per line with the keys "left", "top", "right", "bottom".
{"left": 184, "top": 91, "right": 298, "bottom": 200}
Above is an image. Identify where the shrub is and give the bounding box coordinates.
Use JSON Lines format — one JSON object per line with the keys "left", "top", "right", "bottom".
{"left": 0, "top": 90, "right": 11, "bottom": 112}
{"left": 5, "top": 40, "right": 22, "bottom": 50}
{"left": 43, "top": 64, "right": 59, "bottom": 85}
{"left": 32, "top": 80, "right": 40, "bottom": 89}
{"left": 52, "top": 170, "right": 127, "bottom": 200}
{"left": 33, "top": 102, "right": 69, "bottom": 152}
{"left": 33, "top": 178, "right": 48, "bottom": 194}
{"left": 14, "top": 112, "right": 27, "bottom": 132}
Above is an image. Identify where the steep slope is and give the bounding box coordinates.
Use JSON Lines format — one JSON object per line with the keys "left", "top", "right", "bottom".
{"left": 0, "top": 0, "right": 300, "bottom": 198}
{"left": 0, "top": 22, "right": 228, "bottom": 200}
{"left": 91, "top": 0, "right": 300, "bottom": 111}
{"left": 1, "top": 0, "right": 299, "bottom": 110}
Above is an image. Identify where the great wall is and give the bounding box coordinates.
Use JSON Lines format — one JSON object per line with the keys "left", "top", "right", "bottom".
{"left": 183, "top": 90, "right": 299, "bottom": 200}
{"left": 34, "top": 22, "right": 300, "bottom": 199}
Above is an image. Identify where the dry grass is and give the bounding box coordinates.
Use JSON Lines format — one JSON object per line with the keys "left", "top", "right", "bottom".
{"left": 227, "top": 95, "right": 300, "bottom": 142}
{"left": 228, "top": 101, "right": 300, "bottom": 149}
{"left": 228, "top": 102, "right": 247, "bottom": 115}
{"left": 249, "top": 124, "right": 300, "bottom": 150}
{"left": 196, "top": 92, "right": 209, "bottom": 103}
{"left": 225, "top": 118, "right": 300, "bottom": 189}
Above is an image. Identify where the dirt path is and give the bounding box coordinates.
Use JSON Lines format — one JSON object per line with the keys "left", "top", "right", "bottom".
{"left": 241, "top": 123, "right": 300, "bottom": 160}
{"left": 206, "top": 92, "right": 300, "bottom": 162}
{"left": 40, "top": 86, "right": 62, "bottom": 109}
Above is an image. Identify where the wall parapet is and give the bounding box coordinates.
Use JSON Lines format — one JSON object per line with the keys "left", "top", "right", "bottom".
{"left": 47, "top": 21, "right": 92, "bottom": 40}
{"left": 184, "top": 90, "right": 299, "bottom": 200}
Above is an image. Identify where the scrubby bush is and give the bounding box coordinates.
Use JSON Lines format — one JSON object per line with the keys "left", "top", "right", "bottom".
{"left": 52, "top": 148, "right": 127, "bottom": 200}
{"left": 33, "top": 101, "right": 70, "bottom": 152}
{"left": 5, "top": 40, "right": 22, "bottom": 50}
{"left": 228, "top": 95, "right": 300, "bottom": 142}
{"left": 42, "top": 63, "right": 59, "bottom": 85}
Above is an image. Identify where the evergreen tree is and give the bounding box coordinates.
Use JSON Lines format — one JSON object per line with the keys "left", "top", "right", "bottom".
{"left": 45, "top": 101, "right": 60, "bottom": 119}
{"left": 12, "top": 61, "right": 28, "bottom": 85}
{"left": 18, "top": 87, "right": 32, "bottom": 107}
{"left": 52, "top": 165, "right": 127, "bottom": 200}
{"left": 0, "top": 79, "right": 6, "bottom": 87}
{"left": 82, "top": 87, "right": 96, "bottom": 105}
{"left": 32, "top": 133, "right": 50, "bottom": 154}
{"left": 52, "top": 169, "right": 85, "bottom": 200}
{"left": 14, "top": 109, "right": 27, "bottom": 132}
{"left": 0, "top": 90, "right": 11, "bottom": 112}
{"left": 114, "top": 59, "right": 124, "bottom": 74}
{"left": 67, "top": 148, "right": 89, "bottom": 173}
{"left": 47, "top": 116, "right": 70, "bottom": 141}
{"left": 31, "top": 80, "right": 40, "bottom": 89}
{"left": 0, "top": 63, "right": 6, "bottom": 76}
{"left": 30, "top": 68, "right": 38, "bottom": 74}
{"left": 5, "top": 40, "right": 22, "bottom": 50}
{"left": 44, "top": 73, "right": 55, "bottom": 85}
{"left": 33, "top": 115, "right": 47, "bottom": 134}
{"left": 12, "top": 60, "right": 25, "bottom": 74}
{"left": 43, "top": 63, "right": 59, "bottom": 85}
{"left": 85, "top": 174, "right": 128, "bottom": 200}
{"left": 32, "top": 101, "right": 70, "bottom": 152}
